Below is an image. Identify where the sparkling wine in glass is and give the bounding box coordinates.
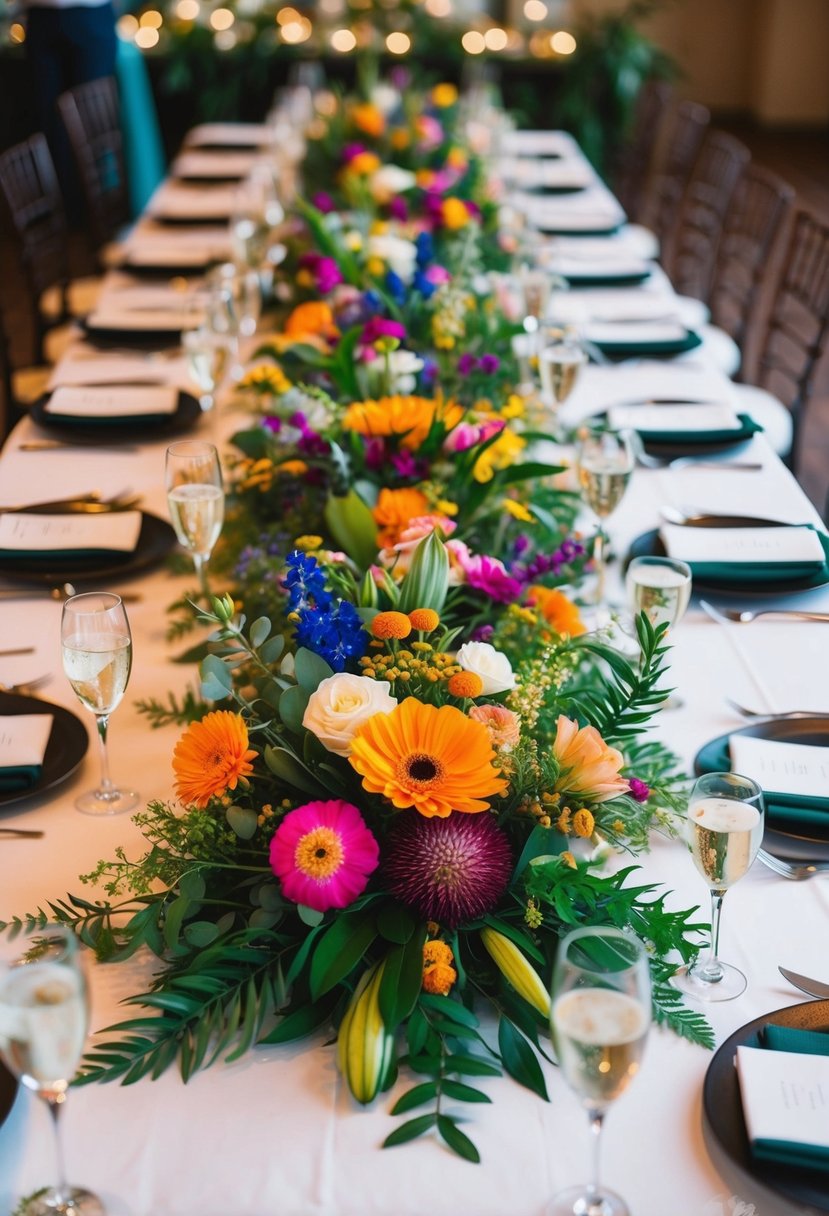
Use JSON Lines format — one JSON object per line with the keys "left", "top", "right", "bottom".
{"left": 0, "top": 925, "right": 105, "bottom": 1216}
{"left": 61, "top": 592, "right": 137, "bottom": 816}
{"left": 539, "top": 326, "right": 587, "bottom": 407}
{"left": 230, "top": 165, "right": 284, "bottom": 269}
{"left": 550, "top": 926, "right": 651, "bottom": 1216}
{"left": 165, "top": 440, "right": 225, "bottom": 601}
{"left": 625, "top": 556, "right": 692, "bottom": 630}
{"left": 576, "top": 429, "right": 635, "bottom": 604}
{"left": 183, "top": 325, "right": 232, "bottom": 414}
{"left": 673, "top": 772, "right": 764, "bottom": 1002}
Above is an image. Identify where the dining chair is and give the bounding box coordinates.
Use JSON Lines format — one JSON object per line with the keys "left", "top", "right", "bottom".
{"left": 662, "top": 130, "right": 750, "bottom": 303}
{"left": 636, "top": 99, "right": 710, "bottom": 253}
{"left": 708, "top": 164, "right": 795, "bottom": 366}
{"left": 612, "top": 79, "right": 674, "bottom": 222}
{"left": 735, "top": 207, "right": 829, "bottom": 471}
{"left": 58, "top": 76, "right": 131, "bottom": 257}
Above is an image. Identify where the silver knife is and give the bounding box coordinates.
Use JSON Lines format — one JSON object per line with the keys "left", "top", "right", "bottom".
{"left": 778, "top": 966, "right": 829, "bottom": 999}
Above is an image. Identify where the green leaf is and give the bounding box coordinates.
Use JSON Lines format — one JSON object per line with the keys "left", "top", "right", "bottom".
{"left": 294, "top": 647, "right": 335, "bottom": 691}
{"left": 389, "top": 1081, "right": 438, "bottom": 1115}
{"left": 183, "top": 921, "right": 220, "bottom": 948}
{"left": 441, "top": 1080, "right": 491, "bottom": 1104}
{"left": 263, "top": 746, "right": 321, "bottom": 796}
{"left": 497, "top": 1017, "right": 549, "bottom": 1101}
{"left": 324, "top": 489, "right": 378, "bottom": 572}
{"left": 226, "top": 805, "right": 258, "bottom": 840}
{"left": 278, "top": 683, "right": 310, "bottom": 733}
{"left": 437, "top": 1115, "right": 480, "bottom": 1163}
{"left": 250, "top": 616, "right": 271, "bottom": 649}
{"left": 446, "top": 1053, "right": 501, "bottom": 1078}
{"left": 420, "top": 993, "right": 479, "bottom": 1030}
{"left": 382, "top": 1113, "right": 436, "bottom": 1149}
{"left": 297, "top": 904, "right": 325, "bottom": 928}
{"left": 512, "top": 825, "right": 565, "bottom": 883}
{"left": 376, "top": 902, "right": 416, "bottom": 944}
{"left": 178, "top": 871, "right": 206, "bottom": 901}
{"left": 259, "top": 635, "right": 285, "bottom": 665}
{"left": 309, "top": 911, "right": 377, "bottom": 1000}
{"left": 200, "top": 654, "right": 232, "bottom": 695}
{"left": 378, "top": 925, "right": 427, "bottom": 1029}
{"left": 163, "top": 896, "right": 190, "bottom": 954}
{"left": 258, "top": 992, "right": 338, "bottom": 1045}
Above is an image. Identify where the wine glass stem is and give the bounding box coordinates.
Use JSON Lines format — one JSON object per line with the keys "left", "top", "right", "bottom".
{"left": 47, "top": 1095, "right": 71, "bottom": 1206}
{"left": 95, "top": 714, "right": 114, "bottom": 795}
{"left": 193, "top": 553, "right": 210, "bottom": 601}
{"left": 587, "top": 1106, "right": 606, "bottom": 1209}
{"left": 698, "top": 889, "right": 726, "bottom": 982}
{"left": 594, "top": 530, "right": 606, "bottom": 603}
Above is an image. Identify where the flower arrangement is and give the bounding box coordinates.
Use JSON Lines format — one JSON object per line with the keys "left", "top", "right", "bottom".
{"left": 16, "top": 543, "right": 710, "bottom": 1161}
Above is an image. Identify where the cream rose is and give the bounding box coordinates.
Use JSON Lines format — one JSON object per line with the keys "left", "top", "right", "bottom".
{"left": 302, "top": 674, "right": 397, "bottom": 757}
{"left": 455, "top": 641, "right": 515, "bottom": 695}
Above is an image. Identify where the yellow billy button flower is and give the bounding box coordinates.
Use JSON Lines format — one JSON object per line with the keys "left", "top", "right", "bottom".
{"left": 371, "top": 611, "right": 412, "bottom": 641}
{"left": 408, "top": 608, "right": 440, "bottom": 632}
{"left": 572, "top": 808, "right": 596, "bottom": 838}
{"left": 294, "top": 535, "right": 324, "bottom": 553}
{"left": 431, "top": 82, "right": 458, "bottom": 107}
{"left": 447, "top": 671, "right": 483, "bottom": 699}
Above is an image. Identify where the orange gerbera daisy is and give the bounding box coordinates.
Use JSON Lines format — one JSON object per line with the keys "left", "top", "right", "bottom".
{"left": 372, "top": 486, "right": 429, "bottom": 547}
{"left": 527, "top": 585, "right": 587, "bottom": 638}
{"left": 349, "top": 698, "right": 508, "bottom": 818}
{"left": 283, "top": 301, "right": 338, "bottom": 343}
{"left": 172, "top": 711, "right": 258, "bottom": 809}
{"left": 342, "top": 395, "right": 463, "bottom": 451}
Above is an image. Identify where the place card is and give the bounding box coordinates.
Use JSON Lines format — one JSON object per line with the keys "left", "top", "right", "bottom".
{"left": 737, "top": 1045, "right": 829, "bottom": 1164}
{"left": 584, "top": 320, "right": 688, "bottom": 345}
{"left": 660, "top": 524, "right": 826, "bottom": 566}
{"left": 150, "top": 185, "right": 238, "bottom": 220}
{"left": 173, "top": 151, "right": 258, "bottom": 179}
{"left": 729, "top": 735, "right": 829, "bottom": 802}
{"left": 0, "top": 511, "right": 142, "bottom": 554}
{"left": 186, "top": 122, "right": 271, "bottom": 148}
{"left": 0, "top": 714, "right": 53, "bottom": 768}
{"left": 47, "top": 355, "right": 183, "bottom": 389}
{"left": 45, "top": 386, "right": 178, "bottom": 418}
{"left": 608, "top": 404, "right": 741, "bottom": 433}
{"left": 86, "top": 306, "right": 200, "bottom": 332}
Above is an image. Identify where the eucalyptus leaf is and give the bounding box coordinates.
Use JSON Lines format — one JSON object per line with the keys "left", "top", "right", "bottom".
{"left": 226, "top": 805, "right": 258, "bottom": 841}
{"left": 250, "top": 616, "right": 271, "bottom": 649}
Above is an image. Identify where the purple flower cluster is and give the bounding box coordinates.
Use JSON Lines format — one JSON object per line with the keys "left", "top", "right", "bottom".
{"left": 457, "top": 353, "right": 501, "bottom": 377}
{"left": 520, "top": 537, "right": 586, "bottom": 581}
{"left": 289, "top": 411, "right": 329, "bottom": 459}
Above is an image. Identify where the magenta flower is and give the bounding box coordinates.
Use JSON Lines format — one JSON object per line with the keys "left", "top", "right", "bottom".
{"left": 629, "top": 778, "right": 650, "bottom": 803}
{"left": 342, "top": 142, "right": 367, "bottom": 162}
{"left": 424, "top": 265, "right": 451, "bottom": 286}
{"left": 461, "top": 553, "right": 523, "bottom": 604}
{"left": 312, "top": 191, "right": 336, "bottom": 214}
{"left": 444, "top": 422, "right": 481, "bottom": 453}
{"left": 388, "top": 196, "right": 409, "bottom": 221}
{"left": 360, "top": 317, "right": 406, "bottom": 346}
{"left": 299, "top": 253, "right": 343, "bottom": 295}
{"left": 269, "top": 799, "right": 380, "bottom": 912}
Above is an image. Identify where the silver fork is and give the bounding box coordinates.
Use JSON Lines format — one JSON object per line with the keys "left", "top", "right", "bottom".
{"left": 0, "top": 674, "right": 52, "bottom": 696}
{"left": 758, "top": 849, "right": 829, "bottom": 880}
{"left": 727, "top": 698, "right": 829, "bottom": 719}
{"left": 700, "top": 600, "right": 829, "bottom": 625}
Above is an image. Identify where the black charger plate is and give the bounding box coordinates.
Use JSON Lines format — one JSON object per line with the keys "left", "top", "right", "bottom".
{"left": 703, "top": 1000, "right": 829, "bottom": 1214}
{"left": 0, "top": 691, "right": 88, "bottom": 809}
{"left": 0, "top": 511, "right": 176, "bottom": 586}
{"left": 30, "top": 391, "right": 201, "bottom": 442}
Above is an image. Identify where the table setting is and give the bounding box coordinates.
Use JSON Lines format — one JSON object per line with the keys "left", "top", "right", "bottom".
{"left": 0, "top": 78, "right": 828, "bottom": 1216}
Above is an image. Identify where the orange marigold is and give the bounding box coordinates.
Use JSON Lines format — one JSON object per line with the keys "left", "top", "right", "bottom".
{"left": 283, "top": 301, "right": 338, "bottom": 342}
{"left": 371, "top": 611, "right": 412, "bottom": 640}
{"left": 572, "top": 809, "right": 595, "bottom": 838}
{"left": 372, "top": 486, "right": 429, "bottom": 548}
{"left": 408, "top": 608, "right": 440, "bottom": 632}
{"left": 447, "top": 671, "right": 483, "bottom": 699}
{"left": 422, "top": 940, "right": 457, "bottom": 995}
{"left": 527, "top": 585, "right": 586, "bottom": 638}
{"left": 172, "top": 711, "right": 258, "bottom": 809}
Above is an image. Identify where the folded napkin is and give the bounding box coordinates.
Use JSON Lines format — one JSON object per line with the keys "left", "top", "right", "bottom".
{"left": 95, "top": 285, "right": 205, "bottom": 312}
{"left": 500, "top": 130, "right": 574, "bottom": 157}
{"left": 729, "top": 735, "right": 829, "bottom": 828}
{"left": 520, "top": 162, "right": 593, "bottom": 191}
{"left": 186, "top": 122, "right": 271, "bottom": 148}
{"left": 0, "top": 510, "right": 143, "bottom": 561}
{"left": 737, "top": 1040, "right": 829, "bottom": 1173}
{"left": 549, "top": 258, "right": 652, "bottom": 287}
{"left": 85, "top": 307, "right": 201, "bottom": 333}
{"left": 660, "top": 522, "right": 829, "bottom": 583}
{"left": 173, "top": 150, "right": 258, "bottom": 179}
{"left": 149, "top": 184, "right": 238, "bottom": 221}
{"left": 585, "top": 320, "right": 689, "bottom": 345}
{"left": 47, "top": 353, "right": 189, "bottom": 390}
{"left": 45, "top": 385, "right": 179, "bottom": 422}
{"left": 608, "top": 402, "right": 741, "bottom": 434}
{"left": 0, "top": 713, "right": 53, "bottom": 792}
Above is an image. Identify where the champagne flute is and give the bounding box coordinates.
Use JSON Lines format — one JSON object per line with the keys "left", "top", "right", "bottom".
{"left": 538, "top": 326, "right": 587, "bottom": 408}
{"left": 182, "top": 325, "right": 233, "bottom": 414}
{"left": 61, "top": 593, "right": 137, "bottom": 816}
{"left": 673, "top": 772, "right": 764, "bottom": 1002}
{"left": 165, "top": 441, "right": 225, "bottom": 600}
{"left": 230, "top": 165, "right": 284, "bottom": 269}
{"left": 0, "top": 924, "right": 104, "bottom": 1216}
{"left": 550, "top": 926, "right": 651, "bottom": 1216}
{"left": 576, "top": 429, "right": 635, "bottom": 604}
{"left": 624, "top": 556, "right": 692, "bottom": 701}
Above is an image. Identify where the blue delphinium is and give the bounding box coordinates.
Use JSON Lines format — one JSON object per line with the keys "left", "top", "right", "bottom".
{"left": 384, "top": 270, "right": 406, "bottom": 305}
{"left": 284, "top": 550, "right": 331, "bottom": 612}
{"left": 284, "top": 551, "right": 368, "bottom": 671}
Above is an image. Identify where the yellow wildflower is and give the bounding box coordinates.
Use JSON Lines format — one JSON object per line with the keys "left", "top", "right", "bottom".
{"left": 502, "top": 499, "right": 534, "bottom": 523}
{"left": 294, "top": 535, "right": 323, "bottom": 553}
{"left": 473, "top": 428, "right": 526, "bottom": 483}
{"left": 441, "top": 197, "right": 471, "bottom": 230}
{"left": 431, "top": 83, "right": 458, "bottom": 108}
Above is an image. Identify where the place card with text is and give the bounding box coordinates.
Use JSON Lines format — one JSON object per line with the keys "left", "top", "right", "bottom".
{"left": 660, "top": 524, "right": 826, "bottom": 566}
{"left": 0, "top": 714, "right": 53, "bottom": 768}
{"left": 46, "top": 386, "right": 178, "bottom": 418}
{"left": 729, "top": 735, "right": 829, "bottom": 802}
{"left": 0, "top": 511, "right": 143, "bottom": 554}
{"left": 737, "top": 1045, "right": 829, "bottom": 1161}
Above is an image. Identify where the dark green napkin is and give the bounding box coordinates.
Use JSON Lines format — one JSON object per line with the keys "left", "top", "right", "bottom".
{"left": 636, "top": 413, "right": 763, "bottom": 445}
{"left": 599, "top": 330, "right": 703, "bottom": 359}
{"left": 677, "top": 525, "right": 829, "bottom": 586}
{"left": 563, "top": 272, "right": 652, "bottom": 288}
{"left": 0, "top": 764, "right": 42, "bottom": 792}
{"left": 696, "top": 734, "right": 829, "bottom": 835}
{"left": 749, "top": 1025, "right": 829, "bottom": 1171}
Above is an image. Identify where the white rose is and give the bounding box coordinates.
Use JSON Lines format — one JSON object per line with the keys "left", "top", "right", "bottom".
{"left": 302, "top": 673, "right": 397, "bottom": 757}
{"left": 366, "top": 234, "right": 418, "bottom": 282}
{"left": 387, "top": 349, "right": 424, "bottom": 393}
{"left": 455, "top": 642, "right": 515, "bottom": 695}
{"left": 369, "top": 164, "right": 417, "bottom": 204}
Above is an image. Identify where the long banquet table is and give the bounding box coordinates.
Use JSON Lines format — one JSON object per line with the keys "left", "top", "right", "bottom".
{"left": 1, "top": 122, "right": 828, "bottom": 1216}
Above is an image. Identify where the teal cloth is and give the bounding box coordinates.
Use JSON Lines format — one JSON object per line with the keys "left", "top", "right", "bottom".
{"left": 681, "top": 527, "right": 829, "bottom": 585}
{"left": 563, "top": 272, "right": 652, "bottom": 288}
{"left": 636, "top": 413, "right": 763, "bottom": 445}
{"left": 0, "top": 764, "right": 42, "bottom": 792}
{"left": 538, "top": 223, "right": 622, "bottom": 237}
{"left": 599, "top": 330, "right": 703, "bottom": 359}
{"left": 749, "top": 1025, "right": 829, "bottom": 1172}
{"left": 116, "top": 38, "right": 166, "bottom": 217}
{"left": 696, "top": 734, "right": 829, "bottom": 834}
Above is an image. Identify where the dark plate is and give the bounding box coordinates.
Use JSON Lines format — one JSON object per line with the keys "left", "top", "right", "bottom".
{"left": 564, "top": 271, "right": 653, "bottom": 288}
{"left": 0, "top": 691, "right": 88, "bottom": 809}
{"left": 703, "top": 1000, "right": 829, "bottom": 1214}
{"left": 0, "top": 511, "right": 176, "bottom": 586}
{"left": 597, "top": 329, "right": 703, "bottom": 360}
{"left": 152, "top": 211, "right": 233, "bottom": 227}
{"left": 173, "top": 173, "right": 244, "bottom": 185}
{"left": 0, "top": 1060, "right": 17, "bottom": 1129}
{"left": 694, "top": 717, "right": 829, "bottom": 858}
{"left": 626, "top": 529, "right": 829, "bottom": 595}
{"left": 535, "top": 222, "right": 623, "bottom": 237}
{"left": 81, "top": 318, "right": 186, "bottom": 346}
{"left": 117, "top": 255, "right": 215, "bottom": 277}
{"left": 527, "top": 184, "right": 589, "bottom": 196}
{"left": 30, "top": 391, "right": 201, "bottom": 441}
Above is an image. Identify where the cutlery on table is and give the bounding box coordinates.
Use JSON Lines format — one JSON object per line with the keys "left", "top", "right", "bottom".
{"left": 0, "top": 828, "right": 44, "bottom": 839}
{"left": 660, "top": 506, "right": 793, "bottom": 528}
{"left": 636, "top": 452, "right": 763, "bottom": 471}
{"left": 0, "top": 584, "right": 142, "bottom": 604}
{"left": 0, "top": 674, "right": 51, "bottom": 696}
{"left": 760, "top": 852, "right": 829, "bottom": 881}
{"left": 19, "top": 441, "right": 141, "bottom": 454}
{"left": 700, "top": 600, "right": 829, "bottom": 626}
{"left": 779, "top": 967, "right": 829, "bottom": 996}
{"left": 0, "top": 491, "right": 143, "bottom": 514}
{"left": 727, "top": 698, "right": 829, "bottom": 720}
{"left": 0, "top": 647, "right": 35, "bottom": 657}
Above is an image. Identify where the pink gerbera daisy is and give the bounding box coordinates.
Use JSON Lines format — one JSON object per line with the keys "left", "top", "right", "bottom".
{"left": 269, "top": 799, "right": 379, "bottom": 913}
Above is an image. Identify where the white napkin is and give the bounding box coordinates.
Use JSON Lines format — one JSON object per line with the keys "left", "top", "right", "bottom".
{"left": 659, "top": 523, "right": 826, "bottom": 565}
{"left": 45, "top": 385, "right": 178, "bottom": 418}
{"left": 505, "top": 160, "right": 593, "bottom": 189}
{"left": 0, "top": 511, "right": 143, "bottom": 553}
{"left": 0, "top": 715, "right": 53, "bottom": 767}
{"left": 123, "top": 227, "right": 232, "bottom": 266}
{"left": 95, "top": 285, "right": 204, "bottom": 311}
{"left": 500, "top": 130, "right": 575, "bottom": 157}
{"left": 150, "top": 184, "right": 238, "bottom": 221}
{"left": 173, "top": 151, "right": 258, "bottom": 179}
{"left": 47, "top": 353, "right": 189, "bottom": 389}
{"left": 729, "top": 736, "right": 829, "bottom": 801}
{"left": 584, "top": 320, "right": 689, "bottom": 345}
{"left": 186, "top": 122, "right": 271, "bottom": 148}
{"left": 559, "top": 362, "right": 738, "bottom": 428}
{"left": 86, "top": 306, "right": 201, "bottom": 332}
{"left": 549, "top": 256, "right": 652, "bottom": 280}
{"left": 737, "top": 1046, "right": 829, "bottom": 1151}
{"left": 608, "top": 403, "right": 741, "bottom": 433}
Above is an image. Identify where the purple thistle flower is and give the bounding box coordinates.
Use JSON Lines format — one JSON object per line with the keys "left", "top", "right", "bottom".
{"left": 391, "top": 450, "right": 425, "bottom": 478}
{"left": 342, "top": 142, "right": 367, "bottom": 163}
{"left": 263, "top": 415, "right": 282, "bottom": 434}
{"left": 479, "top": 354, "right": 500, "bottom": 375}
{"left": 384, "top": 811, "right": 513, "bottom": 928}
{"left": 629, "top": 778, "right": 650, "bottom": 803}
{"left": 388, "top": 196, "right": 409, "bottom": 221}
